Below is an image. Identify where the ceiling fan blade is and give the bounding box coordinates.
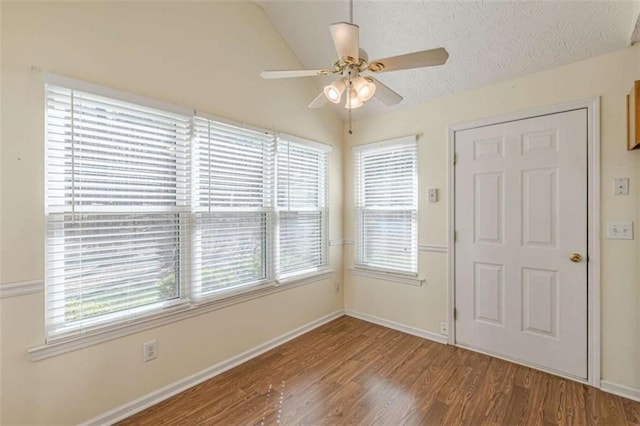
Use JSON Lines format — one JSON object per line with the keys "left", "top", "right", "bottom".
{"left": 329, "top": 22, "right": 359, "bottom": 61}
{"left": 369, "top": 77, "right": 403, "bottom": 106}
{"left": 260, "top": 69, "right": 331, "bottom": 79}
{"left": 308, "top": 92, "right": 328, "bottom": 109}
{"left": 368, "top": 47, "right": 449, "bottom": 73}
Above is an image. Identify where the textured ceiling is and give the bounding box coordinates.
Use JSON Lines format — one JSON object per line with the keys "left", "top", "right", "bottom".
{"left": 256, "top": 0, "right": 640, "bottom": 121}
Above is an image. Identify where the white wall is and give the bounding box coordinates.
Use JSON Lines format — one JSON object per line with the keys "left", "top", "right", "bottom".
{"left": 0, "top": 2, "right": 343, "bottom": 424}
{"left": 343, "top": 44, "right": 640, "bottom": 391}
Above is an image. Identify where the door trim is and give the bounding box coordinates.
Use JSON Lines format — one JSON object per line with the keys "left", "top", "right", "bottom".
{"left": 447, "top": 98, "right": 601, "bottom": 387}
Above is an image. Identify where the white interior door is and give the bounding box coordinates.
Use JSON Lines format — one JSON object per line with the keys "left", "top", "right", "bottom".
{"left": 454, "top": 109, "right": 588, "bottom": 379}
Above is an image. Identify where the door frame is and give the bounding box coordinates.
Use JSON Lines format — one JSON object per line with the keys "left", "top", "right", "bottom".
{"left": 447, "top": 98, "right": 601, "bottom": 387}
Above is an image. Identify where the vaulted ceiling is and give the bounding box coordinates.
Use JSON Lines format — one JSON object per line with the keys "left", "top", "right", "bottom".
{"left": 256, "top": 0, "right": 640, "bottom": 121}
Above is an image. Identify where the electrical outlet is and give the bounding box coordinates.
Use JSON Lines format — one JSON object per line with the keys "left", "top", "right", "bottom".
{"left": 439, "top": 322, "right": 448, "bottom": 336}
{"left": 143, "top": 340, "right": 158, "bottom": 362}
{"left": 614, "top": 178, "right": 629, "bottom": 195}
{"left": 428, "top": 188, "right": 438, "bottom": 203}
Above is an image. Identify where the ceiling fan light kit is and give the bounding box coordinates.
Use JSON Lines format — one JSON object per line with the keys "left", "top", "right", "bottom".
{"left": 260, "top": 1, "right": 449, "bottom": 117}
{"left": 346, "top": 87, "right": 364, "bottom": 109}
{"left": 352, "top": 76, "right": 376, "bottom": 101}
{"left": 324, "top": 78, "right": 347, "bottom": 103}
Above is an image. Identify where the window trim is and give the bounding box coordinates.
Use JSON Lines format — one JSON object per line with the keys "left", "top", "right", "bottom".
{"left": 28, "top": 268, "right": 334, "bottom": 361}
{"left": 40, "top": 73, "right": 334, "bottom": 352}
{"left": 44, "top": 73, "right": 192, "bottom": 117}
{"left": 350, "top": 266, "right": 424, "bottom": 287}
{"left": 353, "top": 135, "right": 419, "bottom": 278}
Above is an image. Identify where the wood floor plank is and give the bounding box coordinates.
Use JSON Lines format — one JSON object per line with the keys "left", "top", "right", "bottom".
{"left": 119, "top": 316, "right": 640, "bottom": 425}
{"left": 623, "top": 397, "right": 640, "bottom": 425}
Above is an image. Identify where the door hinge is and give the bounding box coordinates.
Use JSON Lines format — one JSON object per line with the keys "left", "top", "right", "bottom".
{"left": 453, "top": 308, "right": 457, "bottom": 320}
{"left": 454, "top": 231, "right": 458, "bottom": 242}
{"left": 453, "top": 153, "right": 457, "bottom": 165}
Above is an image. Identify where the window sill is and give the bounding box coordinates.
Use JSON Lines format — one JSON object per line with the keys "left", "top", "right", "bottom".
{"left": 350, "top": 266, "right": 424, "bottom": 287}
{"left": 27, "top": 269, "right": 333, "bottom": 362}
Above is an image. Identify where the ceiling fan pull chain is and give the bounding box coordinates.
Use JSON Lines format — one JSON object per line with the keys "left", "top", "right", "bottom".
{"left": 348, "top": 70, "right": 353, "bottom": 134}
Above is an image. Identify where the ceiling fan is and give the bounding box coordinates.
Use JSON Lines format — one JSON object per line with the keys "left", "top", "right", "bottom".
{"left": 260, "top": 3, "right": 449, "bottom": 111}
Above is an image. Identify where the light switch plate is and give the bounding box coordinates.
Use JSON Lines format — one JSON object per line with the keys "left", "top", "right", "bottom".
{"left": 607, "top": 222, "right": 633, "bottom": 240}
{"left": 428, "top": 188, "right": 438, "bottom": 203}
{"left": 614, "top": 178, "right": 629, "bottom": 195}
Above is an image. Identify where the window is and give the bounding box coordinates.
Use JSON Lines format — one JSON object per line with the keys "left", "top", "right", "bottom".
{"left": 354, "top": 136, "right": 418, "bottom": 274}
{"left": 277, "top": 136, "right": 329, "bottom": 278}
{"left": 44, "top": 76, "right": 331, "bottom": 340}
{"left": 192, "top": 116, "right": 276, "bottom": 300}
{"left": 45, "top": 81, "right": 191, "bottom": 339}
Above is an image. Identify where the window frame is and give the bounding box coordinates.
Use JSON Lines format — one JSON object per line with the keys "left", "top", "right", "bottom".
{"left": 353, "top": 135, "right": 418, "bottom": 277}
{"left": 275, "top": 134, "right": 331, "bottom": 281}
{"left": 191, "top": 113, "right": 277, "bottom": 303}
{"left": 42, "top": 74, "right": 333, "bottom": 346}
{"left": 44, "top": 74, "right": 194, "bottom": 340}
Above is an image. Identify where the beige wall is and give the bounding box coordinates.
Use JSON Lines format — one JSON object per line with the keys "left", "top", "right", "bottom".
{"left": 0, "top": 2, "right": 343, "bottom": 424}
{"left": 343, "top": 44, "right": 640, "bottom": 390}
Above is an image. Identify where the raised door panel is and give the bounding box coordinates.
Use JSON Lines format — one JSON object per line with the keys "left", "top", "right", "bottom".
{"left": 473, "top": 262, "right": 504, "bottom": 326}
{"left": 522, "top": 168, "right": 558, "bottom": 248}
{"left": 474, "top": 172, "right": 504, "bottom": 245}
{"left": 522, "top": 267, "right": 558, "bottom": 339}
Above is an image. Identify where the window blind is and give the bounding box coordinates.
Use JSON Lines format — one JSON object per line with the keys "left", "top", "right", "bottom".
{"left": 44, "top": 76, "right": 332, "bottom": 341}
{"left": 192, "top": 116, "right": 276, "bottom": 300}
{"left": 45, "top": 84, "right": 191, "bottom": 339}
{"left": 354, "top": 137, "right": 418, "bottom": 274}
{"left": 276, "top": 138, "right": 329, "bottom": 277}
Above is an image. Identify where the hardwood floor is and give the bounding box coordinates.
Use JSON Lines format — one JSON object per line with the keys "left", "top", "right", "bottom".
{"left": 120, "top": 316, "right": 640, "bottom": 425}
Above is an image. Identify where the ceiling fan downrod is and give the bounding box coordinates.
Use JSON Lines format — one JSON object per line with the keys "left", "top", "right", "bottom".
{"left": 349, "top": 0, "right": 353, "bottom": 24}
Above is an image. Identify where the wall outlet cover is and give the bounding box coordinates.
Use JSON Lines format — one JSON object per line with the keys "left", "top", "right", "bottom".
{"left": 439, "top": 322, "right": 448, "bottom": 336}
{"left": 614, "top": 178, "right": 629, "bottom": 195}
{"left": 143, "top": 340, "right": 158, "bottom": 362}
{"left": 607, "top": 222, "right": 633, "bottom": 240}
{"left": 428, "top": 188, "right": 438, "bottom": 203}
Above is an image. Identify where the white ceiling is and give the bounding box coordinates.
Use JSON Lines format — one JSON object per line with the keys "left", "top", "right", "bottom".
{"left": 256, "top": 0, "right": 640, "bottom": 121}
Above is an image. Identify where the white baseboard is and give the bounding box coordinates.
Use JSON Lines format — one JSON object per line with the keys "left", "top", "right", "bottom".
{"left": 600, "top": 380, "right": 640, "bottom": 402}
{"left": 81, "top": 310, "right": 345, "bottom": 426}
{"left": 344, "top": 309, "right": 448, "bottom": 345}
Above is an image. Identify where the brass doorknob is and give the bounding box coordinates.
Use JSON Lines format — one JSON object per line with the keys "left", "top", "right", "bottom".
{"left": 569, "top": 253, "right": 583, "bottom": 263}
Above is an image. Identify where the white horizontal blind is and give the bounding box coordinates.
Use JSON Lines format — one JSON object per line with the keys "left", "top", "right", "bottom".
{"left": 192, "top": 116, "right": 275, "bottom": 300}
{"left": 45, "top": 84, "right": 191, "bottom": 339}
{"left": 277, "top": 138, "right": 328, "bottom": 277}
{"left": 44, "top": 77, "right": 332, "bottom": 340}
{"left": 354, "top": 138, "right": 418, "bottom": 273}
